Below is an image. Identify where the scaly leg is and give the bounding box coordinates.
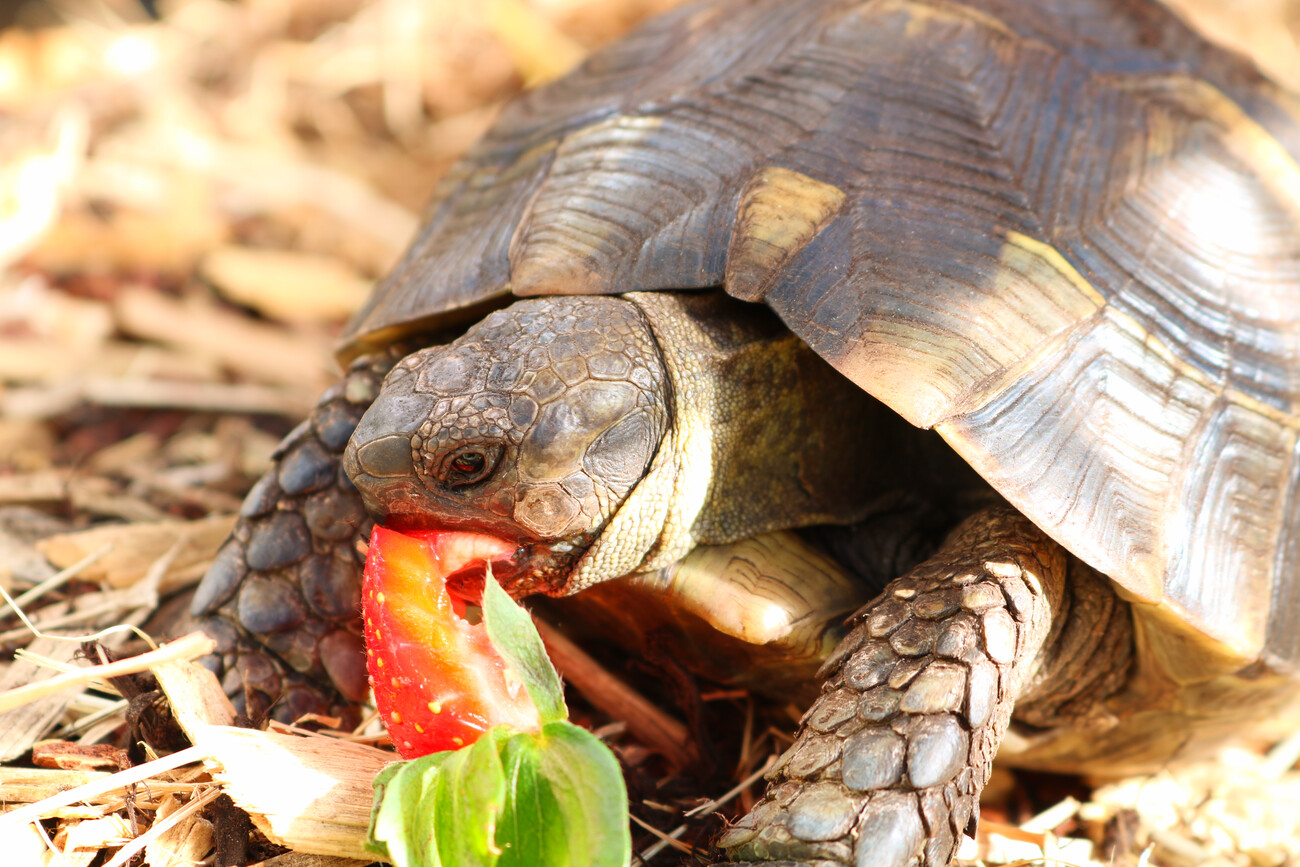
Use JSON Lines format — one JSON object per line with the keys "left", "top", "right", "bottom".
{"left": 718, "top": 506, "right": 1133, "bottom": 866}
{"left": 190, "top": 349, "right": 405, "bottom": 722}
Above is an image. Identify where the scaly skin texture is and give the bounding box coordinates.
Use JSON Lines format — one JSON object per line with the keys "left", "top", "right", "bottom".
{"left": 196, "top": 290, "right": 969, "bottom": 722}
{"left": 344, "top": 295, "right": 673, "bottom": 597}
{"left": 191, "top": 350, "right": 405, "bottom": 721}
{"left": 195, "top": 291, "right": 1216, "bottom": 867}
{"left": 343, "top": 292, "right": 906, "bottom": 598}
{"left": 718, "top": 508, "right": 1126, "bottom": 867}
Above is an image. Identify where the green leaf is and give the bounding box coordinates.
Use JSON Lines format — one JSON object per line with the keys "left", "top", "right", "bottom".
{"left": 369, "top": 722, "right": 632, "bottom": 867}
{"left": 482, "top": 566, "right": 567, "bottom": 724}
{"left": 369, "top": 580, "right": 633, "bottom": 867}
{"left": 495, "top": 733, "right": 567, "bottom": 866}
{"left": 431, "top": 726, "right": 511, "bottom": 866}
{"left": 534, "top": 721, "right": 632, "bottom": 867}
{"left": 367, "top": 731, "right": 515, "bottom": 867}
{"left": 366, "top": 751, "right": 453, "bottom": 866}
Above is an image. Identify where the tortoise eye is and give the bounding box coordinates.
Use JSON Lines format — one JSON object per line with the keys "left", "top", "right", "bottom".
{"left": 443, "top": 447, "right": 497, "bottom": 487}
{"left": 450, "top": 452, "right": 484, "bottom": 474}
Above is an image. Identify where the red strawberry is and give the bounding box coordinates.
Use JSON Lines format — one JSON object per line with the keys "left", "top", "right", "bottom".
{"left": 362, "top": 525, "right": 540, "bottom": 758}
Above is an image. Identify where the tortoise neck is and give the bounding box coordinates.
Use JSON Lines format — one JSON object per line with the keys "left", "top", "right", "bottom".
{"left": 567, "top": 290, "right": 887, "bottom": 590}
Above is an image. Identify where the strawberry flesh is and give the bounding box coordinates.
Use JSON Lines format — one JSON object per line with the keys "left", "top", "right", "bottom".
{"left": 362, "top": 525, "right": 539, "bottom": 758}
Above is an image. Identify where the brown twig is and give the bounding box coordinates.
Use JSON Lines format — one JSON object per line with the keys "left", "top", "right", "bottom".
{"left": 533, "top": 617, "right": 696, "bottom": 770}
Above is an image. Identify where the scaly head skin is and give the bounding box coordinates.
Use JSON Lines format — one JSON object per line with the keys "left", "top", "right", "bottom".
{"left": 343, "top": 296, "right": 671, "bottom": 596}
{"left": 345, "top": 290, "right": 909, "bottom": 599}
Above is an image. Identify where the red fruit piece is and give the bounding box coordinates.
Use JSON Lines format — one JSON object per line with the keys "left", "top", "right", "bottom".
{"left": 362, "top": 525, "right": 539, "bottom": 758}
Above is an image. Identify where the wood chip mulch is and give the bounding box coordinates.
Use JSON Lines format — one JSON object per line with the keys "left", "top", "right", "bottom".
{"left": 1, "top": 0, "right": 1298, "bottom": 865}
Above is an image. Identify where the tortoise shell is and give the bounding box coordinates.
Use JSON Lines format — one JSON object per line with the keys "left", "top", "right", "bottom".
{"left": 340, "top": 0, "right": 1300, "bottom": 670}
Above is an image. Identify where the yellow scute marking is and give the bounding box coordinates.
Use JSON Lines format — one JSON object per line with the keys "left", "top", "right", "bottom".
{"left": 726, "top": 166, "right": 846, "bottom": 301}
{"left": 1001, "top": 231, "right": 1107, "bottom": 311}
{"left": 888, "top": 0, "right": 1020, "bottom": 41}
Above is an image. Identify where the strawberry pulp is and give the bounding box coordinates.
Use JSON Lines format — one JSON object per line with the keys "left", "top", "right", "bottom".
{"left": 361, "top": 526, "right": 540, "bottom": 758}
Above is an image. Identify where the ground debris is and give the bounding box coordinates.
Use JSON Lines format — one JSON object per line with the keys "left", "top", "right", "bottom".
{"left": 35, "top": 515, "right": 236, "bottom": 593}
{"left": 32, "top": 739, "right": 130, "bottom": 772}
{"left": 2, "top": 0, "right": 1299, "bottom": 865}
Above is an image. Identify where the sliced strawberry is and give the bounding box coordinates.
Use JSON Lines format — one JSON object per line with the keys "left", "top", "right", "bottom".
{"left": 362, "top": 525, "right": 539, "bottom": 758}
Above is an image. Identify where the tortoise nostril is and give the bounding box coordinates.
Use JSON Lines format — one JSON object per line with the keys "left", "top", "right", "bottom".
{"left": 355, "top": 434, "right": 416, "bottom": 479}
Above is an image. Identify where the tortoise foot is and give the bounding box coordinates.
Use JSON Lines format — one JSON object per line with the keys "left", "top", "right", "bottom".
{"left": 196, "top": 615, "right": 361, "bottom": 725}
{"left": 191, "top": 350, "right": 403, "bottom": 721}
{"left": 716, "top": 508, "right": 1068, "bottom": 867}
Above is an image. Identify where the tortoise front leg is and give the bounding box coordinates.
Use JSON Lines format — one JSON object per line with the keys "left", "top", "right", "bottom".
{"left": 189, "top": 349, "right": 406, "bottom": 723}
{"left": 718, "top": 507, "right": 1132, "bottom": 867}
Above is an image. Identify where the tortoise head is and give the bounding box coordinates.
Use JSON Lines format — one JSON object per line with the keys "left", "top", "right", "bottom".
{"left": 342, "top": 296, "right": 671, "bottom": 595}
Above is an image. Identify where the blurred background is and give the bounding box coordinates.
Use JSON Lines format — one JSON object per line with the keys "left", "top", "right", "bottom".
{"left": 1, "top": 1, "right": 1299, "bottom": 865}
{"left": 1, "top": 0, "right": 1298, "bottom": 471}
{"left": 0, "top": 0, "right": 692, "bottom": 470}
{"left": 1, "top": 0, "right": 1298, "bottom": 461}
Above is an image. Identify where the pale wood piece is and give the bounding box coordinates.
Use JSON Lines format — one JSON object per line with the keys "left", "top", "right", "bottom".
{"left": 195, "top": 727, "right": 391, "bottom": 862}
{"left": 0, "top": 588, "right": 151, "bottom": 647}
{"left": 200, "top": 245, "right": 372, "bottom": 323}
{"left": 60, "top": 814, "right": 132, "bottom": 854}
{"left": 2, "top": 377, "right": 315, "bottom": 420}
{"left": 149, "top": 660, "right": 236, "bottom": 733}
{"left": 51, "top": 846, "right": 98, "bottom": 867}
{"left": 0, "top": 633, "right": 216, "bottom": 717}
{"left": 0, "top": 471, "right": 71, "bottom": 506}
{"left": 0, "top": 337, "right": 219, "bottom": 386}
{"left": 0, "top": 747, "right": 205, "bottom": 830}
{"left": 0, "top": 767, "right": 207, "bottom": 805}
{"left": 0, "top": 638, "right": 85, "bottom": 763}
{"left": 153, "top": 659, "right": 392, "bottom": 862}
{"left": 113, "top": 287, "right": 333, "bottom": 391}
{"left": 35, "top": 516, "right": 236, "bottom": 593}
{"left": 102, "top": 788, "right": 220, "bottom": 867}
{"left": 0, "top": 821, "right": 51, "bottom": 867}
{"left": 0, "top": 767, "right": 111, "bottom": 803}
{"left": 144, "top": 794, "right": 215, "bottom": 867}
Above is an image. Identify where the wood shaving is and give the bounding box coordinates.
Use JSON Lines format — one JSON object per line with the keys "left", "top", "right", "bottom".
{"left": 1, "top": 0, "right": 1297, "bottom": 865}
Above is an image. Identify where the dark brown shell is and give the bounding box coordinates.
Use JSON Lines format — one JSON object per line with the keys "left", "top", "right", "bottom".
{"left": 341, "top": 0, "right": 1300, "bottom": 669}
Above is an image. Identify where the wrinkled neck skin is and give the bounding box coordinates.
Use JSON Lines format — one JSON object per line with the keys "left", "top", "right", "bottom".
{"left": 572, "top": 290, "right": 884, "bottom": 590}
{"left": 344, "top": 290, "right": 882, "bottom": 597}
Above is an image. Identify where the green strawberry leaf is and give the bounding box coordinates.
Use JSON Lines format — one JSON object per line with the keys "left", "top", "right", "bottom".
{"left": 533, "top": 721, "right": 632, "bottom": 867}
{"left": 366, "top": 751, "right": 452, "bottom": 866}
{"left": 481, "top": 566, "right": 568, "bottom": 725}
{"left": 368, "top": 724, "right": 631, "bottom": 867}
{"left": 431, "top": 726, "right": 511, "bottom": 865}
{"left": 495, "top": 733, "right": 565, "bottom": 866}
{"left": 367, "top": 566, "right": 631, "bottom": 867}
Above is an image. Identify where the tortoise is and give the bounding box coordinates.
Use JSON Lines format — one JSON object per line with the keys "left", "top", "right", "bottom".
{"left": 190, "top": 0, "right": 1300, "bottom": 863}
